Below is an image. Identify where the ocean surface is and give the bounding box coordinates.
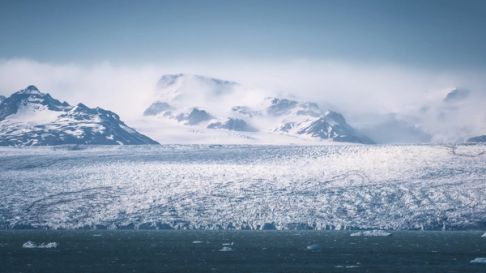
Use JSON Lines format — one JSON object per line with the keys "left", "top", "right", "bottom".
{"left": 1, "top": 230, "right": 485, "bottom": 273}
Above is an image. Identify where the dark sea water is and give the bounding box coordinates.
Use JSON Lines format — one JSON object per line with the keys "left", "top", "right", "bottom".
{"left": 1, "top": 231, "right": 485, "bottom": 273}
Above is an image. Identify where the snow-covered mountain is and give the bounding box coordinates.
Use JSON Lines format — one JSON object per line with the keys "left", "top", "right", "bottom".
{"left": 468, "top": 135, "right": 486, "bottom": 142}
{"left": 350, "top": 87, "right": 486, "bottom": 144}
{"left": 409, "top": 87, "right": 486, "bottom": 143}
{"left": 141, "top": 74, "right": 373, "bottom": 144}
{"left": 0, "top": 85, "right": 158, "bottom": 146}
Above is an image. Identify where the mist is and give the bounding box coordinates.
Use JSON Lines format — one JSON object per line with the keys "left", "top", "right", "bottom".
{"left": 0, "top": 58, "right": 485, "bottom": 142}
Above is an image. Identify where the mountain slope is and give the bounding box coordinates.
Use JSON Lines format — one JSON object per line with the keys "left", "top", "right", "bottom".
{"left": 468, "top": 135, "right": 486, "bottom": 142}
{"left": 296, "top": 112, "right": 373, "bottom": 144}
{"left": 140, "top": 74, "right": 373, "bottom": 144}
{"left": 0, "top": 86, "right": 158, "bottom": 146}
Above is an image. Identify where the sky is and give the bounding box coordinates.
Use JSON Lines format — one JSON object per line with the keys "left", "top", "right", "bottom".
{"left": 1, "top": 0, "right": 486, "bottom": 69}
{"left": 0, "top": 0, "right": 485, "bottom": 142}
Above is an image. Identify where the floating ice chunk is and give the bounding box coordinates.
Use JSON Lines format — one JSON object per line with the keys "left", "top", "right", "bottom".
{"left": 470, "top": 257, "right": 486, "bottom": 264}
{"left": 218, "top": 246, "right": 233, "bottom": 252}
{"left": 336, "top": 265, "right": 360, "bottom": 268}
{"left": 22, "top": 241, "right": 58, "bottom": 248}
{"left": 481, "top": 232, "right": 486, "bottom": 238}
{"left": 192, "top": 240, "right": 203, "bottom": 244}
{"left": 306, "top": 243, "right": 321, "bottom": 252}
{"left": 22, "top": 241, "right": 36, "bottom": 248}
{"left": 222, "top": 242, "right": 234, "bottom": 246}
{"left": 38, "top": 242, "right": 57, "bottom": 248}
{"left": 350, "top": 230, "right": 392, "bottom": 237}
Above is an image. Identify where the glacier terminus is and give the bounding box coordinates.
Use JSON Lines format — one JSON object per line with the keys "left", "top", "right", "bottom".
{"left": 0, "top": 144, "right": 485, "bottom": 231}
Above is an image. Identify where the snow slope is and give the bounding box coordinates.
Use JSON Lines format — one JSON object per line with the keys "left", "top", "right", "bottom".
{"left": 0, "top": 144, "right": 484, "bottom": 230}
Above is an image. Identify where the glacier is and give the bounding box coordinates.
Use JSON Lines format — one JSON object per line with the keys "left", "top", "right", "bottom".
{"left": 0, "top": 144, "right": 485, "bottom": 230}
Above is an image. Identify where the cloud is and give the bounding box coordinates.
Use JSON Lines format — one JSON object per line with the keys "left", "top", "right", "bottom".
{"left": 0, "top": 59, "right": 162, "bottom": 119}
{"left": 418, "top": 88, "right": 486, "bottom": 142}
{"left": 0, "top": 58, "right": 485, "bottom": 142}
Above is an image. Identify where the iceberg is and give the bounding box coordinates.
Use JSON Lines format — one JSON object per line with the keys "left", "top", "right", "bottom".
{"left": 218, "top": 246, "right": 233, "bottom": 252}
{"left": 470, "top": 257, "right": 486, "bottom": 264}
{"left": 22, "top": 241, "right": 58, "bottom": 248}
{"left": 350, "top": 230, "right": 392, "bottom": 237}
{"left": 306, "top": 243, "right": 321, "bottom": 252}
{"left": 22, "top": 241, "right": 36, "bottom": 248}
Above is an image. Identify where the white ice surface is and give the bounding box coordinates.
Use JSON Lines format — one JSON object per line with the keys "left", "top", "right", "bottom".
{"left": 0, "top": 144, "right": 485, "bottom": 230}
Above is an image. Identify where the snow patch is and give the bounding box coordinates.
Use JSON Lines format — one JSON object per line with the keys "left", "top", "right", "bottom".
{"left": 6, "top": 104, "right": 60, "bottom": 124}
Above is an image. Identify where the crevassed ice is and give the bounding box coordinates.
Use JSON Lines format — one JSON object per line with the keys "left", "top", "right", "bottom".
{"left": 0, "top": 144, "right": 485, "bottom": 230}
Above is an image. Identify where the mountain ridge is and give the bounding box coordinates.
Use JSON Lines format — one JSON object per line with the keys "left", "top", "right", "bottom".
{"left": 0, "top": 86, "right": 158, "bottom": 146}
{"left": 141, "top": 74, "right": 374, "bottom": 144}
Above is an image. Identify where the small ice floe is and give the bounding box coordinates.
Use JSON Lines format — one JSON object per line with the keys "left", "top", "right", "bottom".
{"left": 218, "top": 246, "right": 233, "bottom": 252}
{"left": 335, "top": 265, "right": 360, "bottom": 269}
{"left": 306, "top": 243, "right": 321, "bottom": 252}
{"left": 22, "top": 241, "right": 58, "bottom": 249}
{"left": 470, "top": 257, "right": 486, "bottom": 264}
{"left": 192, "top": 240, "right": 203, "bottom": 244}
{"left": 481, "top": 232, "right": 486, "bottom": 238}
{"left": 350, "top": 230, "right": 392, "bottom": 237}
{"left": 218, "top": 241, "right": 234, "bottom": 251}
{"left": 22, "top": 241, "right": 36, "bottom": 248}
{"left": 92, "top": 234, "right": 102, "bottom": 237}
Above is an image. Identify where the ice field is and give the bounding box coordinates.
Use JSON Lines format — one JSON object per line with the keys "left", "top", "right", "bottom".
{"left": 0, "top": 144, "right": 485, "bottom": 230}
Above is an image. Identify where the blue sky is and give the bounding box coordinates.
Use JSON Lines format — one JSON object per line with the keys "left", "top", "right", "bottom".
{"left": 1, "top": 0, "right": 486, "bottom": 69}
